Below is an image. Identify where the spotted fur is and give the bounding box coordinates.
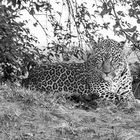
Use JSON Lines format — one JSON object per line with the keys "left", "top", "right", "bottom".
{"left": 22, "top": 39, "right": 136, "bottom": 107}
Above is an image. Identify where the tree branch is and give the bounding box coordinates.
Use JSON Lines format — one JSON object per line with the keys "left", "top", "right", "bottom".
{"left": 65, "top": 0, "right": 82, "bottom": 46}
{"left": 20, "top": 2, "right": 51, "bottom": 45}
{"left": 110, "top": 0, "right": 140, "bottom": 50}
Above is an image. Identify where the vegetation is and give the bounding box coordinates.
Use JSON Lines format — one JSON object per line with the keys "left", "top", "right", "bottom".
{"left": 0, "top": 0, "right": 140, "bottom": 139}
{"left": 0, "top": 0, "right": 140, "bottom": 81}
{"left": 0, "top": 85, "right": 140, "bottom": 140}
{"left": 0, "top": 0, "right": 140, "bottom": 82}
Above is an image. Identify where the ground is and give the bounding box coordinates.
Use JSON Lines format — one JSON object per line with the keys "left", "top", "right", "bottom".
{"left": 0, "top": 85, "right": 140, "bottom": 140}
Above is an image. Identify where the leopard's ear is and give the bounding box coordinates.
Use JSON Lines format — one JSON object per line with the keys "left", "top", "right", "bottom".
{"left": 118, "top": 40, "right": 126, "bottom": 49}
{"left": 87, "top": 39, "right": 98, "bottom": 57}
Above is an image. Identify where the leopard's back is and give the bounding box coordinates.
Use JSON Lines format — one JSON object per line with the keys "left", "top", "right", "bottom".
{"left": 23, "top": 62, "right": 92, "bottom": 95}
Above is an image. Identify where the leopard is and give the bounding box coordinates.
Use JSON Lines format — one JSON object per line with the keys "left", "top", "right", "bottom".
{"left": 22, "top": 39, "right": 138, "bottom": 108}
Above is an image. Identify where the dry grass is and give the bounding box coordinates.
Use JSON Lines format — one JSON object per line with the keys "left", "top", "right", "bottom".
{"left": 0, "top": 85, "right": 140, "bottom": 140}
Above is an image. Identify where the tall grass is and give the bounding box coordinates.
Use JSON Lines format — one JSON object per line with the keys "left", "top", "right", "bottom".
{"left": 0, "top": 85, "right": 140, "bottom": 140}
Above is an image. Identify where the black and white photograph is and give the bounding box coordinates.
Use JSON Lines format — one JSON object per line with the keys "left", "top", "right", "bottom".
{"left": 0, "top": 0, "right": 140, "bottom": 139}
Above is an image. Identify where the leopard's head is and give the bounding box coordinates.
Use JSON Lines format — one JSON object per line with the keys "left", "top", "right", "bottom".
{"left": 88, "top": 39, "right": 126, "bottom": 81}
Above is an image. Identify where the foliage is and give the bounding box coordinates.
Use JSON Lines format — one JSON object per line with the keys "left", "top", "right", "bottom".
{"left": 6, "top": 0, "right": 140, "bottom": 57}
{"left": 0, "top": 3, "right": 43, "bottom": 83}
{"left": 1, "top": 0, "right": 140, "bottom": 82}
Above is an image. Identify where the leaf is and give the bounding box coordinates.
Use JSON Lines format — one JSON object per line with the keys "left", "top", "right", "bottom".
{"left": 129, "top": 26, "right": 137, "bottom": 32}
{"left": 100, "top": 2, "right": 112, "bottom": 17}
{"left": 123, "top": 26, "right": 137, "bottom": 32}
{"left": 94, "top": 10, "right": 99, "bottom": 13}
{"left": 102, "top": 2, "right": 107, "bottom": 10}
{"left": 35, "top": 3, "right": 40, "bottom": 11}
{"left": 113, "top": 21, "right": 120, "bottom": 29}
{"left": 12, "top": 0, "right": 17, "bottom": 7}
{"left": 57, "top": 11, "right": 62, "bottom": 16}
{"left": 34, "top": 2, "right": 44, "bottom": 12}
{"left": 100, "top": 2, "right": 108, "bottom": 17}
{"left": 86, "top": 11, "right": 91, "bottom": 18}
{"left": 100, "top": 9, "right": 107, "bottom": 17}
{"left": 103, "top": 22, "right": 110, "bottom": 29}
{"left": 132, "top": 33, "right": 138, "bottom": 41}
{"left": 129, "top": 9, "right": 135, "bottom": 17}
{"left": 29, "top": 8, "right": 35, "bottom": 15}
{"left": 17, "top": 0, "right": 21, "bottom": 8}
{"left": 108, "top": 8, "right": 112, "bottom": 15}
{"left": 137, "top": 19, "right": 140, "bottom": 24}
{"left": 33, "top": 22, "right": 38, "bottom": 27}
{"left": 117, "top": 11, "right": 125, "bottom": 17}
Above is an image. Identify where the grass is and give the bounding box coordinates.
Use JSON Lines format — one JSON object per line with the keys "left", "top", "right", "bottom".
{"left": 0, "top": 85, "right": 140, "bottom": 140}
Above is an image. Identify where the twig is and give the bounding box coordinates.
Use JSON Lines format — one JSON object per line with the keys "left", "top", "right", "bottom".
{"left": 21, "top": 2, "right": 52, "bottom": 43}
{"left": 110, "top": 0, "right": 140, "bottom": 50}
{"left": 65, "top": 0, "right": 82, "bottom": 47}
